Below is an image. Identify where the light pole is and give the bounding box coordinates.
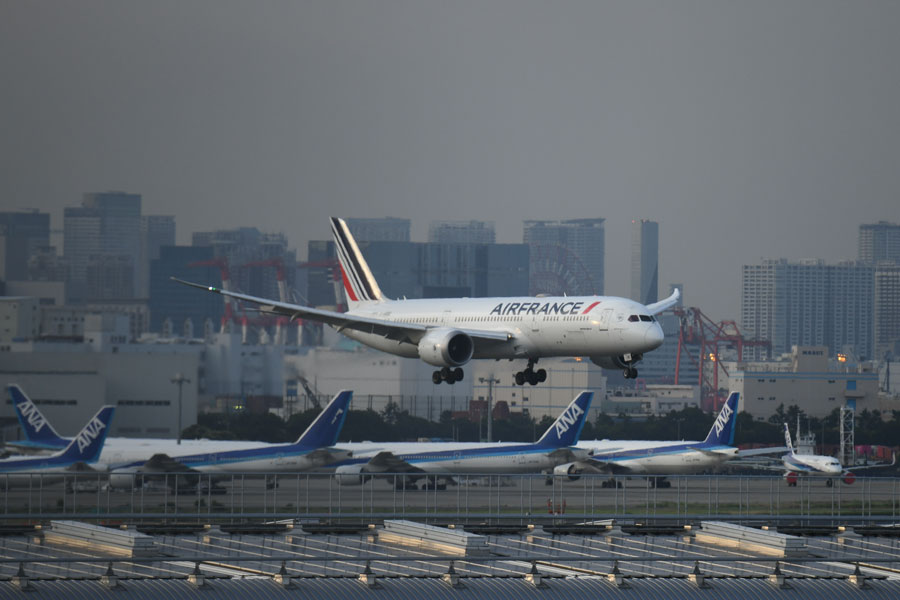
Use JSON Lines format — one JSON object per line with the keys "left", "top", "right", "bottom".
{"left": 478, "top": 375, "right": 500, "bottom": 442}
{"left": 171, "top": 372, "right": 191, "bottom": 445}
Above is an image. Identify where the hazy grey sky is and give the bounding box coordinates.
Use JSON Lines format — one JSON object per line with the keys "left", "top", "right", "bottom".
{"left": 3, "top": 1, "right": 899, "bottom": 318}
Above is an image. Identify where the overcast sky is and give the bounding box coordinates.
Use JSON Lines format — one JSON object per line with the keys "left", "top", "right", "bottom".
{"left": 2, "top": 1, "right": 899, "bottom": 319}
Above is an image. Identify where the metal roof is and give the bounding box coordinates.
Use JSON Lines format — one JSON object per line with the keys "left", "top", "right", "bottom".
{"left": 1, "top": 519, "right": 899, "bottom": 599}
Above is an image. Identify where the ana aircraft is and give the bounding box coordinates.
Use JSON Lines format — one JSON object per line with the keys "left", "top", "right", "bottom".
{"left": 174, "top": 217, "right": 679, "bottom": 386}
{"left": 553, "top": 391, "right": 742, "bottom": 487}
{"left": 7, "top": 385, "right": 353, "bottom": 481}
{"left": 331, "top": 391, "right": 593, "bottom": 488}
{"left": 0, "top": 405, "right": 114, "bottom": 489}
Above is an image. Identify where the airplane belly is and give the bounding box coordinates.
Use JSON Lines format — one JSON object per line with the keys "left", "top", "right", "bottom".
{"left": 342, "top": 330, "right": 419, "bottom": 358}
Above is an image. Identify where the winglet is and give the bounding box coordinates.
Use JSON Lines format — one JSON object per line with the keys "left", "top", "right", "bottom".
{"left": 9, "top": 385, "right": 67, "bottom": 449}
{"left": 58, "top": 405, "right": 115, "bottom": 463}
{"left": 536, "top": 391, "right": 593, "bottom": 448}
{"left": 702, "top": 392, "right": 739, "bottom": 446}
{"left": 293, "top": 390, "right": 353, "bottom": 449}
{"left": 645, "top": 287, "right": 680, "bottom": 315}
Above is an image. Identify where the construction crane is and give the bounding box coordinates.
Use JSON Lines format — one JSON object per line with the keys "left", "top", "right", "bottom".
{"left": 673, "top": 307, "right": 771, "bottom": 412}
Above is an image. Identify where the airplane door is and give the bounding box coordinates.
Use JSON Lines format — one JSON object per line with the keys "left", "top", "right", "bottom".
{"left": 596, "top": 308, "right": 613, "bottom": 331}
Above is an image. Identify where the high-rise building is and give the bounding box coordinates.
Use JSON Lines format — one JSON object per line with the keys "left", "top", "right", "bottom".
{"left": 859, "top": 221, "right": 900, "bottom": 264}
{"left": 148, "top": 245, "right": 223, "bottom": 334}
{"left": 630, "top": 219, "right": 659, "bottom": 305}
{"left": 428, "top": 220, "right": 496, "bottom": 244}
{"left": 306, "top": 240, "right": 529, "bottom": 308}
{"left": 64, "top": 191, "right": 142, "bottom": 301}
{"left": 138, "top": 215, "right": 175, "bottom": 297}
{"left": 523, "top": 219, "right": 604, "bottom": 296}
{"left": 874, "top": 264, "right": 900, "bottom": 359}
{"left": 0, "top": 210, "right": 50, "bottom": 282}
{"left": 345, "top": 217, "right": 410, "bottom": 242}
{"left": 741, "top": 259, "right": 873, "bottom": 360}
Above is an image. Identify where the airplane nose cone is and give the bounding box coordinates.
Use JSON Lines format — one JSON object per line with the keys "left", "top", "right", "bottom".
{"left": 644, "top": 324, "right": 664, "bottom": 350}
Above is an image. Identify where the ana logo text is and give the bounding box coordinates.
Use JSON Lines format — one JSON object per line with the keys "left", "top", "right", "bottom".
{"left": 713, "top": 403, "right": 734, "bottom": 437}
{"left": 554, "top": 403, "right": 585, "bottom": 438}
{"left": 75, "top": 416, "right": 107, "bottom": 454}
{"left": 17, "top": 401, "right": 46, "bottom": 433}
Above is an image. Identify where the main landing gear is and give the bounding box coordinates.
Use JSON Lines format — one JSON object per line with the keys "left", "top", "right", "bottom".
{"left": 432, "top": 367, "right": 464, "bottom": 385}
{"left": 514, "top": 359, "right": 547, "bottom": 386}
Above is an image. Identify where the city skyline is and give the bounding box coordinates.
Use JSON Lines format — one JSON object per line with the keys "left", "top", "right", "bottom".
{"left": 3, "top": 2, "right": 900, "bottom": 319}
{"left": 4, "top": 201, "right": 898, "bottom": 325}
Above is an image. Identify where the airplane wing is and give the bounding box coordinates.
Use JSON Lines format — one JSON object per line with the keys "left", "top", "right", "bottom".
{"left": 737, "top": 446, "right": 789, "bottom": 457}
{"left": 360, "top": 451, "right": 425, "bottom": 475}
{"left": 844, "top": 453, "right": 896, "bottom": 471}
{"left": 645, "top": 288, "right": 681, "bottom": 315}
{"left": 172, "top": 278, "right": 512, "bottom": 345}
{"left": 138, "top": 453, "right": 199, "bottom": 474}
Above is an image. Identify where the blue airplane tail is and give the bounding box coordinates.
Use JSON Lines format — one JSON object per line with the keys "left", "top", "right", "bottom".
{"left": 292, "top": 390, "right": 352, "bottom": 449}
{"left": 58, "top": 405, "right": 115, "bottom": 464}
{"left": 702, "top": 391, "right": 740, "bottom": 446}
{"left": 535, "top": 391, "right": 593, "bottom": 448}
{"left": 9, "top": 385, "right": 68, "bottom": 449}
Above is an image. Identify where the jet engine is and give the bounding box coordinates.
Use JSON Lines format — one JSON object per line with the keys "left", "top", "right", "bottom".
{"left": 417, "top": 328, "right": 474, "bottom": 367}
{"left": 590, "top": 355, "right": 641, "bottom": 370}
{"left": 334, "top": 464, "right": 369, "bottom": 486}
{"left": 108, "top": 469, "right": 143, "bottom": 490}
{"left": 553, "top": 462, "right": 582, "bottom": 481}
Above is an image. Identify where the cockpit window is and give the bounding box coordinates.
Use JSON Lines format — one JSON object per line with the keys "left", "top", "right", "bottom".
{"left": 639, "top": 315, "right": 652, "bottom": 322}
{"left": 628, "top": 315, "right": 640, "bottom": 322}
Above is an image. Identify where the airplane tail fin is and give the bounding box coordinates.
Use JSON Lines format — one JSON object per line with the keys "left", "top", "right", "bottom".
{"left": 9, "top": 385, "right": 67, "bottom": 449}
{"left": 293, "top": 390, "right": 352, "bottom": 449}
{"left": 702, "top": 391, "right": 739, "bottom": 446}
{"left": 783, "top": 423, "right": 795, "bottom": 455}
{"left": 58, "top": 406, "right": 115, "bottom": 463}
{"left": 330, "top": 217, "right": 385, "bottom": 310}
{"left": 536, "top": 391, "right": 593, "bottom": 448}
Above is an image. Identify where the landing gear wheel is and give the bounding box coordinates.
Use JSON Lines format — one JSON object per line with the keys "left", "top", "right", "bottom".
{"left": 432, "top": 371, "right": 442, "bottom": 384}
{"left": 527, "top": 371, "right": 539, "bottom": 385}
{"left": 515, "top": 372, "right": 525, "bottom": 386}
{"left": 453, "top": 367, "right": 464, "bottom": 382}
{"left": 623, "top": 367, "right": 638, "bottom": 379}
{"left": 537, "top": 369, "right": 547, "bottom": 382}
{"left": 826, "top": 479, "right": 833, "bottom": 487}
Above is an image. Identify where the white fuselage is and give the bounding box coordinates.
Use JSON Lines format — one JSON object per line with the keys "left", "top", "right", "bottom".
{"left": 335, "top": 441, "right": 584, "bottom": 474}
{"left": 342, "top": 295, "right": 664, "bottom": 360}
{"left": 782, "top": 452, "right": 843, "bottom": 476}
{"left": 575, "top": 439, "right": 738, "bottom": 475}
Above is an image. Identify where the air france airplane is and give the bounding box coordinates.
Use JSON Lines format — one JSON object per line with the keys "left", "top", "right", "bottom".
{"left": 0, "top": 405, "right": 114, "bottom": 489}
{"left": 174, "top": 217, "right": 679, "bottom": 386}
{"left": 331, "top": 391, "right": 593, "bottom": 487}
{"left": 8, "top": 385, "right": 353, "bottom": 480}
{"left": 553, "top": 391, "right": 742, "bottom": 486}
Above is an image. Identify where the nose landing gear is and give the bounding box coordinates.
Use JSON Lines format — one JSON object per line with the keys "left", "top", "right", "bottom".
{"left": 514, "top": 359, "right": 547, "bottom": 386}
{"left": 623, "top": 366, "right": 638, "bottom": 379}
{"left": 432, "top": 367, "right": 464, "bottom": 385}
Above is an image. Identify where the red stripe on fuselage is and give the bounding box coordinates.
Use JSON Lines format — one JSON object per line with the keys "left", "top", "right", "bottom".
{"left": 582, "top": 301, "right": 601, "bottom": 314}
{"left": 340, "top": 266, "right": 358, "bottom": 302}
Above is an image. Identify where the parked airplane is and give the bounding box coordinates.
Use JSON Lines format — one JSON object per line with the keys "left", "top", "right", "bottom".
{"left": 553, "top": 391, "right": 742, "bottom": 487}
{"left": 7, "top": 384, "right": 275, "bottom": 457}
{"left": 0, "top": 405, "right": 114, "bottom": 489}
{"left": 174, "top": 217, "right": 679, "bottom": 386}
{"left": 332, "top": 391, "right": 593, "bottom": 487}
{"left": 7, "top": 385, "right": 353, "bottom": 480}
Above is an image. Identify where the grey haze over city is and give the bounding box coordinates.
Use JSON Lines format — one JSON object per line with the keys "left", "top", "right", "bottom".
{"left": 2, "top": 1, "right": 899, "bottom": 319}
